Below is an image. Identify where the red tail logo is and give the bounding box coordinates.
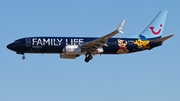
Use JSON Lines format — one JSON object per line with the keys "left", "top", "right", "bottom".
{"left": 149, "top": 24, "right": 162, "bottom": 35}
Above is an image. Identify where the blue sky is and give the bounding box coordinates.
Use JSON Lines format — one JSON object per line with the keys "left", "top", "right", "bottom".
{"left": 0, "top": 0, "right": 180, "bottom": 101}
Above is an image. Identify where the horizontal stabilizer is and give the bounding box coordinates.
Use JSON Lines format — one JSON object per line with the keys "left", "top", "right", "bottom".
{"left": 151, "top": 35, "right": 174, "bottom": 43}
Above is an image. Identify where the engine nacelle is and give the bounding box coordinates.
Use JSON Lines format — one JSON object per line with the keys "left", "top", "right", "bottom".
{"left": 60, "top": 53, "right": 77, "bottom": 59}
{"left": 63, "top": 45, "right": 81, "bottom": 55}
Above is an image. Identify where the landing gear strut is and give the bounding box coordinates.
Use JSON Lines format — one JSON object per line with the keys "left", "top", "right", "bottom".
{"left": 16, "top": 52, "right": 26, "bottom": 60}
{"left": 85, "top": 53, "right": 93, "bottom": 63}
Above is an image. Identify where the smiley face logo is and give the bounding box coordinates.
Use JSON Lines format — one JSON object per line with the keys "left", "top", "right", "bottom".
{"left": 149, "top": 24, "right": 162, "bottom": 35}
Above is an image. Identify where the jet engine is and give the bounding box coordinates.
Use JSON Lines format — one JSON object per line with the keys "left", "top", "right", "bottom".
{"left": 60, "top": 53, "right": 77, "bottom": 59}
{"left": 62, "top": 45, "right": 81, "bottom": 55}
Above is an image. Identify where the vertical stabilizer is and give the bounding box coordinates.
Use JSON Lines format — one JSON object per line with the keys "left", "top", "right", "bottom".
{"left": 130, "top": 10, "right": 168, "bottom": 38}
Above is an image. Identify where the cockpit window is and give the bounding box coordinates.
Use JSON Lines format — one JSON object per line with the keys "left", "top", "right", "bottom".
{"left": 14, "top": 40, "right": 21, "bottom": 43}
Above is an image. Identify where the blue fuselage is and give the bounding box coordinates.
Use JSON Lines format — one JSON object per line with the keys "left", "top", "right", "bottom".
{"left": 7, "top": 37, "right": 162, "bottom": 55}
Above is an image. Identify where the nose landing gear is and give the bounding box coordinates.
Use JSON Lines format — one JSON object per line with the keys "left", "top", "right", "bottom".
{"left": 17, "top": 52, "right": 26, "bottom": 60}
{"left": 22, "top": 55, "right": 25, "bottom": 60}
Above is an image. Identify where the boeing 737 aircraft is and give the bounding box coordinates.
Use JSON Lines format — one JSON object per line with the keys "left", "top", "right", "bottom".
{"left": 7, "top": 10, "right": 173, "bottom": 62}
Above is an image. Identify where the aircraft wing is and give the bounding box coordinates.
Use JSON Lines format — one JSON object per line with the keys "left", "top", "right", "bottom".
{"left": 81, "top": 19, "right": 125, "bottom": 53}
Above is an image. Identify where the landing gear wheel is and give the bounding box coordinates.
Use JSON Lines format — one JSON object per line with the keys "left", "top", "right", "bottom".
{"left": 22, "top": 55, "right": 25, "bottom": 60}
{"left": 88, "top": 55, "right": 93, "bottom": 60}
{"left": 85, "top": 58, "right": 90, "bottom": 62}
{"left": 84, "top": 54, "right": 93, "bottom": 63}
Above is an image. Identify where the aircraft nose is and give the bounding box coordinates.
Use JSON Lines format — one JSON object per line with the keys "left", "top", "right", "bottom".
{"left": 7, "top": 43, "right": 14, "bottom": 50}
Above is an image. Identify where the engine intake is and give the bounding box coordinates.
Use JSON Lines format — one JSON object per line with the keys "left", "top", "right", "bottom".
{"left": 63, "top": 45, "right": 81, "bottom": 55}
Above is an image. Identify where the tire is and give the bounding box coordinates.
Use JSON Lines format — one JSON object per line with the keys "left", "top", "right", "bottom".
{"left": 85, "top": 58, "right": 89, "bottom": 62}
{"left": 88, "top": 55, "right": 93, "bottom": 60}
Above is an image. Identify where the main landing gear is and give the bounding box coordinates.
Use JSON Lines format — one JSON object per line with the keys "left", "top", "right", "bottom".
{"left": 85, "top": 53, "right": 93, "bottom": 63}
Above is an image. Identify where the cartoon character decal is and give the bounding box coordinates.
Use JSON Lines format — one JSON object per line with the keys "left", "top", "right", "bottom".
{"left": 133, "top": 34, "right": 150, "bottom": 49}
{"left": 117, "top": 39, "right": 129, "bottom": 54}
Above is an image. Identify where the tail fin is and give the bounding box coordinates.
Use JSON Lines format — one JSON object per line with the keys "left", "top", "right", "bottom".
{"left": 130, "top": 10, "right": 168, "bottom": 38}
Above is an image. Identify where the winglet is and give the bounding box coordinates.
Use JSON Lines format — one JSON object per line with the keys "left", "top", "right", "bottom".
{"left": 117, "top": 19, "right": 126, "bottom": 34}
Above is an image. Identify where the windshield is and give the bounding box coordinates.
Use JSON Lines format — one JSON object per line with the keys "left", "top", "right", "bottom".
{"left": 13, "top": 40, "right": 21, "bottom": 43}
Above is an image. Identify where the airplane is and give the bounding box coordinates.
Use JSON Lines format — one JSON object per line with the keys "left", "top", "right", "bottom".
{"left": 7, "top": 10, "right": 173, "bottom": 62}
